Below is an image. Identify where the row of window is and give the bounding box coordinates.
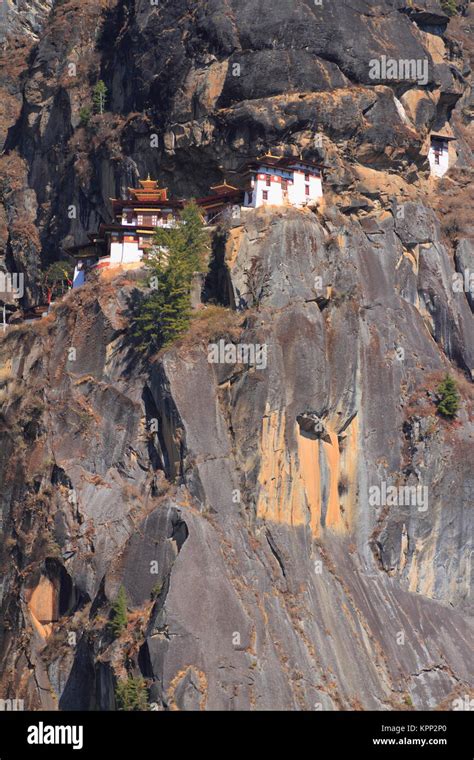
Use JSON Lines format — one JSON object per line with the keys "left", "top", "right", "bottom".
{"left": 261, "top": 185, "right": 310, "bottom": 200}
{"left": 136, "top": 214, "right": 158, "bottom": 226}
{"left": 264, "top": 173, "right": 312, "bottom": 185}
{"left": 125, "top": 213, "right": 177, "bottom": 226}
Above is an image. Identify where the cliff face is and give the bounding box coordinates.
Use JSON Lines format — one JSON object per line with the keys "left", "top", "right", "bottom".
{"left": 0, "top": 0, "right": 473, "bottom": 711}
{"left": 0, "top": 200, "right": 472, "bottom": 710}
{"left": 1, "top": 0, "right": 473, "bottom": 301}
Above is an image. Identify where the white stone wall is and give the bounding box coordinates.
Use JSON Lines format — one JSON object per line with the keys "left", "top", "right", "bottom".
{"left": 244, "top": 166, "right": 323, "bottom": 208}
{"left": 309, "top": 173, "right": 323, "bottom": 202}
{"left": 110, "top": 239, "right": 142, "bottom": 264}
{"left": 255, "top": 174, "right": 283, "bottom": 206}
{"left": 123, "top": 240, "right": 142, "bottom": 262}
{"left": 290, "top": 170, "right": 323, "bottom": 206}
{"left": 291, "top": 171, "right": 307, "bottom": 205}
{"left": 428, "top": 140, "right": 450, "bottom": 178}
{"left": 109, "top": 240, "right": 124, "bottom": 263}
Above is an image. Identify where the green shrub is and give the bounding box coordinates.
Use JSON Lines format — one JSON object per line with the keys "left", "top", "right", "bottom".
{"left": 109, "top": 586, "right": 128, "bottom": 637}
{"left": 151, "top": 581, "right": 163, "bottom": 600}
{"left": 79, "top": 106, "right": 91, "bottom": 126}
{"left": 436, "top": 373, "right": 460, "bottom": 418}
{"left": 43, "top": 260, "right": 74, "bottom": 299}
{"left": 115, "top": 677, "right": 149, "bottom": 711}
{"left": 440, "top": 0, "right": 458, "bottom": 16}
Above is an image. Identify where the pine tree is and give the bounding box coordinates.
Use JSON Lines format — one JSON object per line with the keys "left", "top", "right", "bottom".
{"left": 115, "top": 677, "right": 149, "bottom": 711}
{"left": 436, "top": 373, "right": 460, "bottom": 418}
{"left": 79, "top": 106, "right": 91, "bottom": 126}
{"left": 92, "top": 80, "right": 108, "bottom": 115}
{"left": 109, "top": 586, "right": 128, "bottom": 637}
{"left": 133, "top": 201, "right": 210, "bottom": 352}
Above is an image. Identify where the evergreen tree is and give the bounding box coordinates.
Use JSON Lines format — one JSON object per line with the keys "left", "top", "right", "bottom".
{"left": 79, "top": 106, "right": 91, "bottom": 126}
{"left": 109, "top": 586, "right": 128, "bottom": 637}
{"left": 92, "top": 80, "right": 108, "bottom": 115}
{"left": 436, "top": 373, "right": 460, "bottom": 418}
{"left": 115, "top": 677, "right": 149, "bottom": 711}
{"left": 133, "top": 201, "right": 209, "bottom": 352}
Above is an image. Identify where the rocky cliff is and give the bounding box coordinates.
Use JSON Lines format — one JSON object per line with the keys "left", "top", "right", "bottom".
{"left": 0, "top": 0, "right": 473, "bottom": 711}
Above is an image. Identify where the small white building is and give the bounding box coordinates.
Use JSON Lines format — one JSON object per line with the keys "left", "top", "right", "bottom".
{"left": 241, "top": 154, "right": 324, "bottom": 208}
{"left": 71, "top": 160, "right": 325, "bottom": 289}
{"left": 428, "top": 133, "right": 456, "bottom": 178}
{"left": 71, "top": 178, "right": 182, "bottom": 287}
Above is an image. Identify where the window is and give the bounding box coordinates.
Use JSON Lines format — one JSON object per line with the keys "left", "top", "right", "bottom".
{"left": 151, "top": 215, "right": 158, "bottom": 227}
{"left": 266, "top": 176, "right": 271, "bottom": 186}
{"left": 248, "top": 191, "right": 253, "bottom": 204}
{"left": 262, "top": 190, "right": 268, "bottom": 201}
{"left": 305, "top": 184, "right": 310, "bottom": 196}
{"left": 137, "top": 214, "right": 143, "bottom": 225}
{"left": 305, "top": 173, "right": 310, "bottom": 182}
{"left": 435, "top": 152, "right": 440, "bottom": 165}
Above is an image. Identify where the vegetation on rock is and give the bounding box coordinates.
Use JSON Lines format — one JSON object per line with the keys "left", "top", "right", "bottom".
{"left": 115, "top": 677, "right": 149, "bottom": 711}
{"left": 109, "top": 586, "right": 128, "bottom": 637}
{"left": 43, "top": 261, "right": 74, "bottom": 299}
{"left": 150, "top": 581, "right": 163, "bottom": 600}
{"left": 132, "top": 201, "right": 209, "bottom": 352}
{"left": 92, "top": 80, "right": 108, "bottom": 115}
{"left": 436, "top": 373, "right": 460, "bottom": 418}
{"left": 79, "top": 106, "right": 91, "bottom": 127}
{"left": 440, "top": 0, "right": 458, "bottom": 16}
